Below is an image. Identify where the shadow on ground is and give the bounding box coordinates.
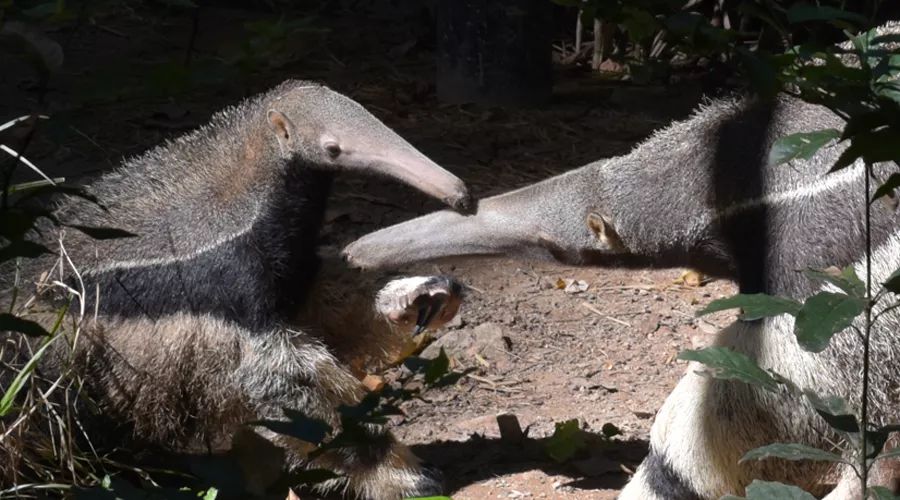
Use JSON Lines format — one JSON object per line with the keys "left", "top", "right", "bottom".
{"left": 411, "top": 434, "right": 649, "bottom": 494}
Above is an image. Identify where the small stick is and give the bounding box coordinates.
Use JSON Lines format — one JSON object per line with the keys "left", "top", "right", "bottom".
{"left": 575, "top": 11, "right": 583, "bottom": 54}
{"left": 581, "top": 302, "right": 632, "bottom": 327}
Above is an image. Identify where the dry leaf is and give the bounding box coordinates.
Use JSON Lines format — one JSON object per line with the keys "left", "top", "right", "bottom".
{"left": 674, "top": 269, "right": 706, "bottom": 287}
{"left": 557, "top": 278, "right": 589, "bottom": 294}
{"left": 362, "top": 374, "right": 385, "bottom": 392}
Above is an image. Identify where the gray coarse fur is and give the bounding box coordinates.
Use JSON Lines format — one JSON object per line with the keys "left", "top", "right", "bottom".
{"left": 1, "top": 80, "right": 470, "bottom": 499}
{"left": 344, "top": 23, "right": 900, "bottom": 498}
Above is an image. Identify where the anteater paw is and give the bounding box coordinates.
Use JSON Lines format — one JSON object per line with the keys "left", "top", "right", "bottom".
{"left": 375, "top": 276, "right": 463, "bottom": 334}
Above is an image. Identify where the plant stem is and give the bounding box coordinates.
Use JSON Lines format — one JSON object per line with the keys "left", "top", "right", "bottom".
{"left": 860, "top": 164, "right": 873, "bottom": 496}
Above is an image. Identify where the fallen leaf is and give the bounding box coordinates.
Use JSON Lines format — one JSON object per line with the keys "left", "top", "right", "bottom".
{"left": 361, "top": 374, "right": 385, "bottom": 392}
{"left": 557, "top": 278, "right": 589, "bottom": 294}
{"left": 674, "top": 269, "right": 705, "bottom": 287}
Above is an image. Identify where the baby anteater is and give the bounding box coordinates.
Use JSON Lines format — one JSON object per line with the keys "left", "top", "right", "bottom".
{"left": 2, "top": 80, "right": 469, "bottom": 499}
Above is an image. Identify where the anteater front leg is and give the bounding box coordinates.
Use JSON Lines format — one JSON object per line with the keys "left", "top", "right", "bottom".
{"left": 296, "top": 265, "right": 465, "bottom": 374}
{"left": 374, "top": 275, "right": 464, "bottom": 334}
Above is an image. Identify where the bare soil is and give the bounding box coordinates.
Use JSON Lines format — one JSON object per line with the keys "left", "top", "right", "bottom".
{"left": 1, "top": 5, "right": 739, "bottom": 498}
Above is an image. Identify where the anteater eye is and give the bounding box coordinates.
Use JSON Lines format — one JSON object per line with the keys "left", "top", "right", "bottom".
{"left": 325, "top": 143, "right": 341, "bottom": 158}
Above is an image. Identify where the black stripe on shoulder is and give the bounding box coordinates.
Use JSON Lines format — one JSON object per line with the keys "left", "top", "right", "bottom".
{"left": 642, "top": 448, "right": 704, "bottom": 500}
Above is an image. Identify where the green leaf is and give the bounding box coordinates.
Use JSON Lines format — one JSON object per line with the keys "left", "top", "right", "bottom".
{"left": 802, "top": 266, "right": 865, "bottom": 298}
{"left": 250, "top": 409, "right": 332, "bottom": 445}
{"left": 726, "top": 479, "right": 818, "bottom": 500}
{"left": 877, "top": 81, "right": 900, "bottom": 105}
{"left": 794, "top": 292, "right": 865, "bottom": 353}
{"left": 741, "top": 443, "right": 846, "bottom": 464}
{"left": 545, "top": 419, "right": 587, "bottom": 463}
{"left": 872, "top": 34, "right": 900, "bottom": 46}
{"left": 883, "top": 267, "right": 900, "bottom": 294}
{"left": 22, "top": 2, "right": 61, "bottom": 18}
{"left": 201, "top": 488, "right": 218, "bottom": 500}
{"left": 424, "top": 347, "right": 450, "bottom": 385}
{"left": 804, "top": 392, "right": 859, "bottom": 433}
{"left": 697, "top": 294, "right": 801, "bottom": 321}
{"left": 861, "top": 425, "right": 900, "bottom": 459}
{"left": 621, "top": 7, "right": 658, "bottom": 43}
{"left": 678, "top": 347, "right": 780, "bottom": 391}
{"left": 869, "top": 486, "right": 900, "bottom": 500}
{"left": 874, "top": 447, "right": 900, "bottom": 462}
{"left": 768, "top": 130, "right": 840, "bottom": 166}
{"left": 873, "top": 174, "right": 900, "bottom": 202}
{"left": 0, "top": 313, "right": 50, "bottom": 337}
{"left": 840, "top": 111, "right": 892, "bottom": 142}
{"left": 873, "top": 55, "right": 900, "bottom": 83}
{"left": 831, "top": 128, "right": 900, "bottom": 172}
{"left": 0, "top": 336, "right": 54, "bottom": 416}
{"left": 65, "top": 224, "right": 137, "bottom": 240}
{"left": 6, "top": 177, "right": 65, "bottom": 194}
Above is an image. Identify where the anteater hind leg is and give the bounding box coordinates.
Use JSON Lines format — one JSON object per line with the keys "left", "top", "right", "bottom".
{"left": 87, "top": 314, "right": 440, "bottom": 500}
{"left": 237, "top": 328, "right": 441, "bottom": 500}
{"left": 620, "top": 368, "right": 748, "bottom": 500}
{"left": 822, "top": 439, "right": 900, "bottom": 499}
{"left": 620, "top": 322, "right": 836, "bottom": 500}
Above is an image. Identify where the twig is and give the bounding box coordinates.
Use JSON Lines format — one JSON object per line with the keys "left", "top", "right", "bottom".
{"left": 580, "top": 302, "right": 632, "bottom": 327}
{"left": 0, "top": 144, "right": 55, "bottom": 184}
{"left": 575, "top": 10, "right": 583, "bottom": 55}
{"left": 860, "top": 164, "right": 873, "bottom": 492}
{"left": 93, "top": 23, "right": 127, "bottom": 38}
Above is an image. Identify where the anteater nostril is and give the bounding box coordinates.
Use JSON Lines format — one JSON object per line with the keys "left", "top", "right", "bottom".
{"left": 449, "top": 193, "right": 476, "bottom": 215}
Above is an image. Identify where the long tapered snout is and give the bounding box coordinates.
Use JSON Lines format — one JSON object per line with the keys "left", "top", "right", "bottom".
{"left": 270, "top": 83, "right": 474, "bottom": 213}
{"left": 343, "top": 205, "right": 536, "bottom": 270}
{"left": 342, "top": 168, "right": 600, "bottom": 270}
{"left": 358, "top": 148, "right": 473, "bottom": 213}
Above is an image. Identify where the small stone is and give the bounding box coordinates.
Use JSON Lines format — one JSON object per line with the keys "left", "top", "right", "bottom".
{"left": 496, "top": 413, "right": 524, "bottom": 444}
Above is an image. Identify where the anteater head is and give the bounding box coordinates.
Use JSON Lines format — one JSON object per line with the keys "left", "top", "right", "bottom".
{"left": 265, "top": 81, "right": 472, "bottom": 212}
{"left": 341, "top": 163, "right": 632, "bottom": 270}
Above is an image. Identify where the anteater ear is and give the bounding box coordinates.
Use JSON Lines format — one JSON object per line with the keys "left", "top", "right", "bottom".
{"left": 587, "top": 212, "right": 625, "bottom": 251}
{"left": 267, "top": 109, "right": 295, "bottom": 151}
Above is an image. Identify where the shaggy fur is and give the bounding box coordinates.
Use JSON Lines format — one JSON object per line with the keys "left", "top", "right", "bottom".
{"left": 1, "top": 80, "right": 468, "bottom": 499}
{"left": 344, "top": 22, "right": 900, "bottom": 499}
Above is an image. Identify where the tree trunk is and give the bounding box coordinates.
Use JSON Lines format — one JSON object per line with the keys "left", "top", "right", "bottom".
{"left": 436, "top": 0, "right": 552, "bottom": 106}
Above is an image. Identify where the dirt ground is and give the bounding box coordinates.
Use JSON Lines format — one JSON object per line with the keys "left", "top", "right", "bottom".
{"left": 2, "top": 4, "right": 740, "bottom": 498}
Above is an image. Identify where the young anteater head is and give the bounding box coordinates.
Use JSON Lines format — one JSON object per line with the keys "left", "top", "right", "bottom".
{"left": 23, "top": 80, "right": 472, "bottom": 325}
{"left": 264, "top": 82, "right": 471, "bottom": 212}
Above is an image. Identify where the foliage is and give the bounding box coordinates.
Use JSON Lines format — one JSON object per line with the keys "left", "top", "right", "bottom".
{"left": 545, "top": 419, "right": 588, "bottom": 463}
{"left": 683, "top": 13, "right": 900, "bottom": 494}
{"left": 3, "top": 0, "right": 899, "bottom": 497}
{"left": 722, "top": 480, "right": 817, "bottom": 500}
{"left": 678, "top": 347, "right": 781, "bottom": 391}
{"left": 543, "top": 1, "right": 900, "bottom": 497}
